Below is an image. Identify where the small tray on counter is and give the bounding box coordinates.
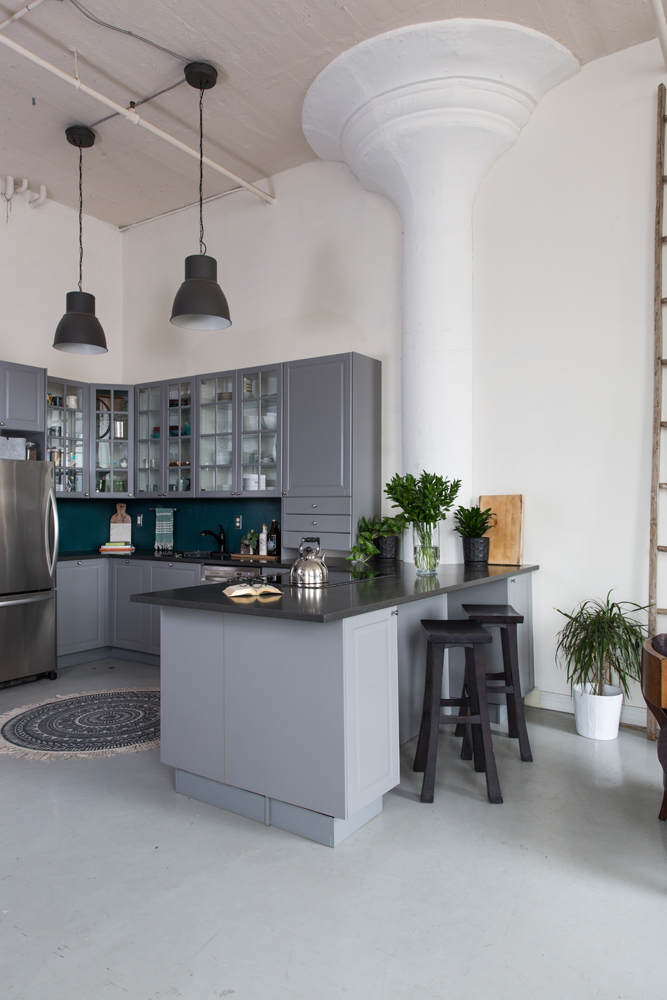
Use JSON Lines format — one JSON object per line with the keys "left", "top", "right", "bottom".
{"left": 229, "top": 553, "right": 280, "bottom": 563}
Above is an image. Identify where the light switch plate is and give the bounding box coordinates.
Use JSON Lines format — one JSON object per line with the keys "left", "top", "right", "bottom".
{"left": 235, "top": 515, "right": 242, "bottom": 529}
{"left": 136, "top": 515, "right": 143, "bottom": 526}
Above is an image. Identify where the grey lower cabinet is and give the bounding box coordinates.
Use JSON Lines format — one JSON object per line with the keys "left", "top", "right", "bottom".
{"left": 281, "top": 353, "right": 381, "bottom": 555}
{"left": 56, "top": 558, "right": 108, "bottom": 656}
{"left": 110, "top": 558, "right": 200, "bottom": 655}
{"left": 0, "top": 361, "right": 45, "bottom": 433}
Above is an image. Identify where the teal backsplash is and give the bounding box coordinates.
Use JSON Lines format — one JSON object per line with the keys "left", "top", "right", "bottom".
{"left": 57, "top": 497, "right": 282, "bottom": 554}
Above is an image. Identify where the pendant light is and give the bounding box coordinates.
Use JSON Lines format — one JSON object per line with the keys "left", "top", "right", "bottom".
{"left": 53, "top": 126, "right": 107, "bottom": 355}
{"left": 170, "top": 62, "right": 231, "bottom": 331}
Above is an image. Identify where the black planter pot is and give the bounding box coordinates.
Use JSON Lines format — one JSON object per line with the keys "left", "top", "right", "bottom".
{"left": 462, "top": 536, "right": 490, "bottom": 563}
{"left": 377, "top": 536, "right": 399, "bottom": 560}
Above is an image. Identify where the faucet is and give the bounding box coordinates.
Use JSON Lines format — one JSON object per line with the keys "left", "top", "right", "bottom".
{"left": 200, "top": 524, "right": 225, "bottom": 553}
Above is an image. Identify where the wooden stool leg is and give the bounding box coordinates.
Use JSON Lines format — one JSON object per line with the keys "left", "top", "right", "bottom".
{"left": 420, "top": 643, "right": 445, "bottom": 803}
{"left": 413, "top": 642, "right": 434, "bottom": 773}
{"left": 465, "top": 647, "right": 485, "bottom": 773}
{"left": 454, "top": 676, "right": 469, "bottom": 738}
{"left": 660, "top": 789, "right": 667, "bottom": 822}
{"left": 501, "top": 624, "right": 533, "bottom": 762}
{"left": 472, "top": 644, "right": 503, "bottom": 804}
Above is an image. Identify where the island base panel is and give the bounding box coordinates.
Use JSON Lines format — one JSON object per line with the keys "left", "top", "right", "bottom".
{"left": 175, "top": 769, "right": 383, "bottom": 847}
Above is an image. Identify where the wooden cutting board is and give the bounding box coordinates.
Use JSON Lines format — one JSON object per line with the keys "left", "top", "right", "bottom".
{"left": 478, "top": 494, "right": 524, "bottom": 566}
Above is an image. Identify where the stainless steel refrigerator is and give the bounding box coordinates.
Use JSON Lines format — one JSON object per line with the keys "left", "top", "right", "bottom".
{"left": 0, "top": 460, "right": 59, "bottom": 685}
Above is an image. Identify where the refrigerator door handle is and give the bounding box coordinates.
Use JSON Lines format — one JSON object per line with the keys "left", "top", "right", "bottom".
{"left": 0, "top": 591, "right": 55, "bottom": 608}
{"left": 45, "top": 488, "right": 59, "bottom": 577}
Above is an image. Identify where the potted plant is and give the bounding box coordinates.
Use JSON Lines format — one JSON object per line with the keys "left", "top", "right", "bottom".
{"left": 240, "top": 528, "right": 259, "bottom": 555}
{"left": 346, "top": 516, "right": 380, "bottom": 564}
{"left": 555, "top": 592, "right": 648, "bottom": 740}
{"left": 453, "top": 505, "right": 495, "bottom": 563}
{"left": 385, "top": 472, "right": 461, "bottom": 576}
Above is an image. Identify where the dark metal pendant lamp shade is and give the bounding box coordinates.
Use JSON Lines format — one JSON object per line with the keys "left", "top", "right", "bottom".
{"left": 53, "top": 126, "right": 107, "bottom": 355}
{"left": 170, "top": 62, "right": 231, "bottom": 331}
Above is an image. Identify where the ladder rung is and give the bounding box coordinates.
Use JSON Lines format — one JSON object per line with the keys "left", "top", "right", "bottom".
{"left": 662, "top": 236, "right": 667, "bottom": 242}
{"left": 662, "top": 359, "right": 667, "bottom": 365}
{"left": 658, "top": 609, "right": 667, "bottom": 614}
{"left": 661, "top": 422, "right": 667, "bottom": 427}
{"left": 660, "top": 483, "right": 667, "bottom": 489}
{"left": 662, "top": 298, "right": 667, "bottom": 304}
{"left": 658, "top": 546, "right": 667, "bottom": 552}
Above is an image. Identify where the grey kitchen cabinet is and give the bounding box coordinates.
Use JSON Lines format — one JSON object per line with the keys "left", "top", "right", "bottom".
{"left": 148, "top": 562, "right": 200, "bottom": 654}
{"left": 110, "top": 559, "right": 149, "bottom": 651}
{"left": 89, "top": 384, "right": 135, "bottom": 498}
{"left": 236, "top": 362, "right": 282, "bottom": 497}
{"left": 56, "top": 558, "right": 108, "bottom": 656}
{"left": 46, "top": 378, "right": 90, "bottom": 495}
{"left": 135, "top": 378, "right": 195, "bottom": 498}
{"left": 0, "top": 361, "right": 46, "bottom": 433}
{"left": 195, "top": 369, "right": 237, "bottom": 496}
{"left": 281, "top": 353, "right": 381, "bottom": 555}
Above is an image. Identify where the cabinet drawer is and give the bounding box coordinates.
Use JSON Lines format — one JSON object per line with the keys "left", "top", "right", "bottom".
{"left": 283, "top": 513, "right": 351, "bottom": 534}
{"left": 283, "top": 530, "right": 352, "bottom": 553}
{"left": 282, "top": 496, "right": 352, "bottom": 516}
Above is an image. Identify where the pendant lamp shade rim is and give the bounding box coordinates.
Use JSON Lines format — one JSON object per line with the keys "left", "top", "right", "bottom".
{"left": 53, "top": 290, "right": 108, "bottom": 354}
{"left": 170, "top": 254, "right": 231, "bottom": 330}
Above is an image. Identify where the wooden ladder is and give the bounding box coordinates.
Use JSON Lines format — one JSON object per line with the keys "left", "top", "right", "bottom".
{"left": 649, "top": 83, "right": 667, "bottom": 741}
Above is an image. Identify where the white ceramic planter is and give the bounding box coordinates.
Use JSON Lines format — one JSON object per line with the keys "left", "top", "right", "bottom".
{"left": 572, "top": 683, "right": 623, "bottom": 740}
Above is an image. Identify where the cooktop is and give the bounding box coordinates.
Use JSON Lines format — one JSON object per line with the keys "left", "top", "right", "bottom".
{"left": 265, "top": 569, "right": 394, "bottom": 588}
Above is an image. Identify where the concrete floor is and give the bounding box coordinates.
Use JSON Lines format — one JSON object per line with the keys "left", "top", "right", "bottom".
{"left": 1, "top": 659, "right": 666, "bottom": 1000}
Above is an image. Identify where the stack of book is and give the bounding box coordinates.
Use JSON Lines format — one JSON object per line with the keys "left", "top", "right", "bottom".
{"left": 99, "top": 541, "right": 134, "bottom": 555}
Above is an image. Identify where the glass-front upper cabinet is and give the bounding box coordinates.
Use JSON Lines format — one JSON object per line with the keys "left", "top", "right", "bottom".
{"left": 196, "top": 370, "right": 235, "bottom": 496}
{"left": 166, "top": 379, "right": 194, "bottom": 495}
{"left": 46, "top": 379, "right": 89, "bottom": 495}
{"left": 238, "top": 363, "right": 281, "bottom": 496}
{"left": 89, "top": 385, "right": 134, "bottom": 497}
{"left": 135, "top": 382, "right": 163, "bottom": 496}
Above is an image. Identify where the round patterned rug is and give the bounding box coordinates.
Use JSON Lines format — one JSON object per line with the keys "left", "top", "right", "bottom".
{"left": 0, "top": 688, "right": 160, "bottom": 759}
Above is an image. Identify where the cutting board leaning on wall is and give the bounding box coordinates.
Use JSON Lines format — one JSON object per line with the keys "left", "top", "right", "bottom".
{"left": 479, "top": 495, "right": 524, "bottom": 566}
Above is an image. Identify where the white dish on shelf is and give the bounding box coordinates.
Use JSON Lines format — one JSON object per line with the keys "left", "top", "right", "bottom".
{"left": 243, "top": 416, "right": 259, "bottom": 431}
{"left": 261, "top": 413, "right": 277, "bottom": 430}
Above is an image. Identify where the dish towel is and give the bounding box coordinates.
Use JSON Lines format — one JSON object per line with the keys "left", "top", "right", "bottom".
{"left": 154, "top": 507, "right": 174, "bottom": 552}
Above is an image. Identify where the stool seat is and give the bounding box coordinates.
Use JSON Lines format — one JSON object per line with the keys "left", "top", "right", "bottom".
{"left": 461, "top": 604, "right": 524, "bottom": 624}
{"left": 421, "top": 619, "right": 493, "bottom": 644}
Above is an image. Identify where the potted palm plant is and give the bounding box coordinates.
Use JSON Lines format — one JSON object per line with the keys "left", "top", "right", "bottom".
{"left": 555, "top": 592, "right": 648, "bottom": 740}
{"left": 385, "top": 471, "right": 461, "bottom": 576}
{"left": 453, "top": 505, "right": 495, "bottom": 563}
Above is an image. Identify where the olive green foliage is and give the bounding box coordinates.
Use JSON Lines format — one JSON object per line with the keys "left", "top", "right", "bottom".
{"left": 240, "top": 528, "right": 259, "bottom": 551}
{"left": 384, "top": 472, "right": 461, "bottom": 526}
{"left": 347, "top": 514, "right": 407, "bottom": 563}
{"left": 453, "top": 505, "right": 495, "bottom": 539}
{"left": 555, "top": 592, "right": 648, "bottom": 697}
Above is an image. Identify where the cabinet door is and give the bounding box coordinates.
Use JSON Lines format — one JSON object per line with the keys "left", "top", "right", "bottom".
{"left": 282, "top": 355, "right": 350, "bottom": 497}
{"left": 47, "top": 379, "right": 90, "bottom": 496}
{"left": 148, "top": 562, "right": 200, "bottom": 654}
{"left": 196, "top": 370, "right": 237, "bottom": 497}
{"left": 237, "top": 363, "right": 282, "bottom": 497}
{"left": 110, "top": 559, "right": 147, "bottom": 650}
{"left": 135, "top": 381, "right": 165, "bottom": 498}
{"left": 56, "top": 559, "right": 107, "bottom": 655}
{"left": 90, "top": 385, "right": 135, "bottom": 498}
{"left": 164, "top": 378, "right": 195, "bottom": 497}
{"left": 0, "top": 362, "right": 45, "bottom": 433}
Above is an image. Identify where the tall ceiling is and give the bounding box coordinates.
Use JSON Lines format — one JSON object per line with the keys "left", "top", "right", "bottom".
{"left": 0, "top": 0, "right": 657, "bottom": 227}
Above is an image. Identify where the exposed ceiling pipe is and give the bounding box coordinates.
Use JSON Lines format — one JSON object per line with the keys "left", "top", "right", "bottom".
{"left": 651, "top": 0, "right": 667, "bottom": 68}
{"left": 0, "top": 0, "right": 50, "bottom": 33}
{"left": 0, "top": 31, "right": 275, "bottom": 205}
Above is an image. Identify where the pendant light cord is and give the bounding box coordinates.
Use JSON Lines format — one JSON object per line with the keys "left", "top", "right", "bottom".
{"left": 199, "top": 85, "right": 206, "bottom": 255}
{"left": 78, "top": 145, "right": 83, "bottom": 292}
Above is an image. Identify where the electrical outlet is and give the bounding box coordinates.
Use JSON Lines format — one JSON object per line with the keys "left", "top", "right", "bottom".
{"left": 136, "top": 515, "right": 143, "bottom": 526}
{"left": 235, "top": 515, "right": 242, "bottom": 529}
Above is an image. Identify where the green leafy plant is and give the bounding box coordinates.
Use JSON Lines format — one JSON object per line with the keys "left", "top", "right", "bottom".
{"left": 384, "top": 471, "right": 461, "bottom": 526}
{"left": 240, "top": 528, "right": 259, "bottom": 553}
{"left": 347, "top": 516, "right": 380, "bottom": 563}
{"left": 453, "top": 505, "right": 495, "bottom": 538}
{"left": 555, "top": 592, "right": 649, "bottom": 697}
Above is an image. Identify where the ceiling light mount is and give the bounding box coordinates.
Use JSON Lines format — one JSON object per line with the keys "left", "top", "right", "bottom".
{"left": 65, "top": 124, "right": 95, "bottom": 148}
{"left": 184, "top": 62, "right": 217, "bottom": 91}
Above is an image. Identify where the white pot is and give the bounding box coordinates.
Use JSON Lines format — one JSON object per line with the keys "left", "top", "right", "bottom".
{"left": 572, "top": 683, "right": 623, "bottom": 740}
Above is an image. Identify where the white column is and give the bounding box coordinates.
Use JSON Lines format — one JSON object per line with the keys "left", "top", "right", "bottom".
{"left": 302, "top": 19, "right": 578, "bottom": 560}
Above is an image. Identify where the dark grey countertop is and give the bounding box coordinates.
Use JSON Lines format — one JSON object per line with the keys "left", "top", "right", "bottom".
{"left": 131, "top": 562, "right": 539, "bottom": 624}
{"left": 58, "top": 548, "right": 292, "bottom": 569}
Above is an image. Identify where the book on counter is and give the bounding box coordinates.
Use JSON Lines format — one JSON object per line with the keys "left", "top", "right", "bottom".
{"left": 99, "top": 542, "right": 135, "bottom": 554}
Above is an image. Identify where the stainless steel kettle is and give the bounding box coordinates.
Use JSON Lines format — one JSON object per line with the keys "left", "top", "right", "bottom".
{"left": 290, "top": 536, "right": 329, "bottom": 587}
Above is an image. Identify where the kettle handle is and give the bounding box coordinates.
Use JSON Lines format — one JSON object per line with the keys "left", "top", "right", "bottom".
{"left": 299, "top": 536, "right": 321, "bottom": 556}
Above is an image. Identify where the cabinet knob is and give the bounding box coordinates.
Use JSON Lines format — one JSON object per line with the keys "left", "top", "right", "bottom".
{"left": 312, "top": 521, "right": 317, "bottom": 525}
{"left": 169, "top": 563, "right": 173, "bottom": 567}
{"left": 282, "top": 491, "right": 287, "bottom": 496}
{"left": 312, "top": 504, "right": 317, "bottom": 508}
{"left": 84, "top": 493, "right": 89, "bottom": 497}
{"left": 125, "top": 560, "right": 130, "bottom": 564}
{"left": 0, "top": 422, "right": 4, "bottom": 426}
{"left": 77, "top": 561, "right": 82, "bottom": 565}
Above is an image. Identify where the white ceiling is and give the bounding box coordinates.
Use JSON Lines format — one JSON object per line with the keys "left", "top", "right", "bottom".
{"left": 0, "top": 0, "right": 658, "bottom": 227}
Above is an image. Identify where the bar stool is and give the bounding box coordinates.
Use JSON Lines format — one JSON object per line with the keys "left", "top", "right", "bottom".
{"left": 413, "top": 619, "right": 503, "bottom": 804}
{"left": 461, "top": 604, "right": 533, "bottom": 763}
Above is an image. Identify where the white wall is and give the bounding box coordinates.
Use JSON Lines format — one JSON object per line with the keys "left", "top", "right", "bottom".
{"left": 0, "top": 194, "right": 122, "bottom": 382}
{"left": 121, "top": 160, "right": 403, "bottom": 494}
{"left": 474, "top": 39, "right": 664, "bottom": 708}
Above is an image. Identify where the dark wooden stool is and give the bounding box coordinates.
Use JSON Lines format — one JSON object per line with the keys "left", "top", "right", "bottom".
{"left": 461, "top": 604, "right": 533, "bottom": 763}
{"left": 413, "top": 619, "right": 503, "bottom": 804}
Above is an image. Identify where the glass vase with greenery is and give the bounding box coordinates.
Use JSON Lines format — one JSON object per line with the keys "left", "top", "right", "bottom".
{"left": 240, "top": 528, "right": 259, "bottom": 555}
{"left": 385, "top": 472, "right": 461, "bottom": 576}
{"left": 555, "top": 592, "right": 648, "bottom": 697}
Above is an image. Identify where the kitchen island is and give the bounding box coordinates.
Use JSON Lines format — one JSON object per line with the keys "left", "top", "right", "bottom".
{"left": 134, "top": 561, "right": 538, "bottom": 846}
